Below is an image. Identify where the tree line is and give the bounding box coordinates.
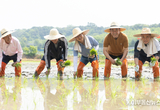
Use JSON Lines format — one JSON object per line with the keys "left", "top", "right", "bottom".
{"left": 3, "top": 22, "right": 160, "bottom": 56}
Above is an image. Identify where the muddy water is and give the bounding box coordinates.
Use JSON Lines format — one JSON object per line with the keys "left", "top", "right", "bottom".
{"left": 0, "top": 62, "right": 160, "bottom": 110}
{"left": 0, "top": 77, "right": 160, "bottom": 110}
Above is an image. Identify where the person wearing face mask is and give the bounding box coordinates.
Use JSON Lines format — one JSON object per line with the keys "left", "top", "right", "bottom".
{"left": 0, "top": 28, "right": 23, "bottom": 77}
{"left": 69, "top": 27, "right": 99, "bottom": 78}
{"left": 134, "top": 28, "right": 160, "bottom": 80}
{"left": 103, "top": 22, "right": 129, "bottom": 78}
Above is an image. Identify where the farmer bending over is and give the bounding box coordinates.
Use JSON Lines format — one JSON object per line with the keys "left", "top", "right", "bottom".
{"left": 34, "top": 29, "right": 68, "bottom": 79}
{"left": 69, "top": 27, "right": 99, "bottom": 78}
{"left": 0, "top": 28, "right": 23, "bottom": 77}
{"left": 134, "top": 28, "right": 160, "bottom": 80}
{"left": 103, "top": 22, "right": 129, "bottom": 78}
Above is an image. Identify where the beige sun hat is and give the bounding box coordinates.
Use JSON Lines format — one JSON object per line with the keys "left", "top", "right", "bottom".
{"left": 133, "top": 28, "right": 159, "bottom": 37}
{"left": 1, "top": 28, "right": 14, "bottom": 38}
{"left": 104, "top": 22, "right": 126, "bottom": 33}
{"left": 69, "top": 27, "right": 89, "bottom": 42}
{"left": 44, "top": 28, "right": 64, "bottom": 40}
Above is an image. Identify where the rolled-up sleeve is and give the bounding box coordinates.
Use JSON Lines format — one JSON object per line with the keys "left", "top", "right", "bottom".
{"left": 17, "top": 40, "right": 23, "bottom": 62}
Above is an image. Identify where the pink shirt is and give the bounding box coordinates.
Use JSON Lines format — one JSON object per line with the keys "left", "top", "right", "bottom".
{"left": 0, "top": 36, "right": 23, "bottom": 67}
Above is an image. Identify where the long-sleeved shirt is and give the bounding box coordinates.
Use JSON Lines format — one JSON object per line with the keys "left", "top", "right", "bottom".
{"left": 134, "top": 39, "right": 160, "bottom": 58}
{"left": 0, "top": 36, "right": 23, "bottom": 67}
{"left": 44, "top": 37, "right": 68, "bottom": 69}
{"left": 73, "top": 35, "right": 99, "bottom": 71}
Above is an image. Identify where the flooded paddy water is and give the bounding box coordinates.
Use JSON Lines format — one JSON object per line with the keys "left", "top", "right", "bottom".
{"left": 0, "top": 61, "right": 160, "bottom": 110}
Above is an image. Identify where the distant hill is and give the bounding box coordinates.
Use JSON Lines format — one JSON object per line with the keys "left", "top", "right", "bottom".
{"left": 8, "top": 22, "right": 160, "bottom": 50}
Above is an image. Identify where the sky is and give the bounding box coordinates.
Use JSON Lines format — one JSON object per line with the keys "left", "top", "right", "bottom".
{"left": 0, "top": 0, "right": 160, "bottom": 30}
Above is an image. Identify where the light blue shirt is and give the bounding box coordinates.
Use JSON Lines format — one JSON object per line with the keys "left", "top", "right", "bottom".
{"left": 73, "top": 35, "right": 99, "bottom": 57}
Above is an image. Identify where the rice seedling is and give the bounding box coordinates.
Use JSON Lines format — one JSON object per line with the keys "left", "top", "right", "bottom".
{"left": 90, "top": 48, "right": 97, "bottom": 55}
{"left": 115, "top": 57, "right": 122, "bottom": 66}
{"left": 151, "top": 57, "right": 157, "bottom": 63}
{"left": 64, "top": 60, "right": 71, "bottom": 66}
{"left": 15, "top": 62, "right": 21, "bottom": 68}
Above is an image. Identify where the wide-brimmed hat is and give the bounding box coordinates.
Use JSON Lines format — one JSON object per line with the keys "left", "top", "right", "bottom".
{"left": 133, "top": 28, "right": 159, "bottom": 37}
{"left": 69, "top": 27, "right": 89, "bottom": 42}
{"left": 44, "top": 28, "right": 64, "bottom": 40}
{"left": 104, "top": 22, "right": 126, "bottom": 33}
{"left": 1, "top": 28, "right": 14, "bottom": 38}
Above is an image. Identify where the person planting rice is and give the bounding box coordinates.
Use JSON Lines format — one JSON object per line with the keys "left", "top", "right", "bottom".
{"left": 103, "top": 22, "right": 129, "bottom": 78}
{"left": 0, "top": 28, "right": 23, "bottom": 77}
{"left": 134, "top": 28, "right": 160, "bottom": 80}
{"left": 69, "top": 27, "right": 99, "bottom": 78}
{"left": 34, "top": 29, "right": 68, "bottom": 79}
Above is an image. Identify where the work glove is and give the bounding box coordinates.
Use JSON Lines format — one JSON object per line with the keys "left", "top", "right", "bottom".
{"left": 150, "top": 61, "right": 156, "bottom": 67}
{"left": 135, "top": 65, "right": 139, "bottom": 72}
{"left": 59, "top": 61, "right": 65, "bottom": 68}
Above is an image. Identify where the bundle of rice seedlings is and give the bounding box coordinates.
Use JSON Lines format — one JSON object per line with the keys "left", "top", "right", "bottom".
{"left": 90, "top": 48, "right": 97, "bottom": 55}
{"left": 115, "top": 57, "right": 122, "bottom": 65}
{"left": 64, "top": 60, "right": 71, "bottom": 66}
{"left": 15, "top": 63, "right": 21, "bottom": 68}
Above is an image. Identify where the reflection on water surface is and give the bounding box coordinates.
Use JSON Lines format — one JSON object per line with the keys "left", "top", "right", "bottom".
{"left": 0, "top": 77, "right": 160, "bottom": 110}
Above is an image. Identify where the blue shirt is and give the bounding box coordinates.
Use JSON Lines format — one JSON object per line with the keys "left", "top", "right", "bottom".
{"left": 73, "top": 35, "right": 99, "bottom": 57}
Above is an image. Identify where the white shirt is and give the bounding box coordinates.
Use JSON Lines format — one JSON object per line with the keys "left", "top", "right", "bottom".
{"left": 0, "top": 36, "right": 23, "bottom": 67}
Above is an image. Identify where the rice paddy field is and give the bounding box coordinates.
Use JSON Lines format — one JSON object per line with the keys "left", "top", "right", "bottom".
{"left": 0, "top": 59, "right": 160, "bottom": 110}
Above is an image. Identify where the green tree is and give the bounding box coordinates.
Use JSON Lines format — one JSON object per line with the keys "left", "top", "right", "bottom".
{"left": 29, "top": 46, "right": 37, "bottom": 57}
{"left": 23, "top": 47, "right": 29, "bottom": 55}
{"left": 23, "top": 46, "right": 37, "bottom": 57}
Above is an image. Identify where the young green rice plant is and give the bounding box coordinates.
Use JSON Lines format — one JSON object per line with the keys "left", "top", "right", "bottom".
{"left": 90, "top": 48, "right": 97, "bottom": 56}
{"left": 23, "top": 77, "right": 28, "bottom": 88}
{"left": 115, "top": 57, "right": 122, "bottom": 66}
{"left": 64, "top": 60, "right": 71, "bottom": 66}
{"left": 60, "top": 60, "right": 71, "bottom": 67}
{"left": 15, "top": 62, "right": 21, "bottom": 67}
{"left": 151, "top": 57, "right": 157, "bottom": 63}
{"left": 13, "top": 92, "right": 17, "bottom": 101}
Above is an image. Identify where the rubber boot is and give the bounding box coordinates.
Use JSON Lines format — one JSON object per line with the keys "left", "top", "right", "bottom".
{"left": 77, "top": 61, "right": 85, "bottom": 78}
{"left": 15, "top": 61, "right": 22, "bottom": 77}
{"left": 104, "top": 59, "right": 111, "bottom": 78}
{"left": 135, "top": 60, "right": 143, "bottom": 79}
{"left": 34, "top": 60, "right": 46, "bottom": 77}
{"left": 57, "top": 59, "right": 64, "bottom": 80}
{"left": 0, "top": 62, "right": 6, "bottom": 77}
{"left": 121, "top": 58, "right": 128, "bottom": 78}
{"left": 152, "top": 61, "right": 159, "bottom": 79}
{"left": 91, "top": 60, "right": 99, "bottom": 77}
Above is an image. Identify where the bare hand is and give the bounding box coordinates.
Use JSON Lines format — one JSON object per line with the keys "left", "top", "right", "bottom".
{"left": 89, "top": 54, "right": 95, "bottom": 59}
{"left": 110, "top": 59, "right": 116, "bottom": 65}
{"left": 12, "top": 62, "right": 18, "bottom": 67}
{"left": 155, "top": 56, "right": 159, "bottom": 61}
{"left": 120, "top": 58, "right": 123, "bottom": 63}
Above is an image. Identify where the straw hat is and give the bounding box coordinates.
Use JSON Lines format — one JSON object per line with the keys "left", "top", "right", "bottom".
{"left": 1, "top": 28, "right": 14, "bottom": 38}
{"left": 104, "top": 22, "right": 126, "bottom": 33}
{"left": 133, "top": 28, "right": 159, "bottom": 37}
{"left": 69, "top": 27, "right": 89, "bottom": 42}
{"left": 44, "top": 28, "right": 64, "bottom": 40}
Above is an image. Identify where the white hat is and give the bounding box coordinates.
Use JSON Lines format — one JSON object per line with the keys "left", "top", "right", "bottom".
{"left": 1, "top": 28, "right": 14, "bottom": 38}
{"left": 133, "top": 28, "right": 159, "bottom": 37}
{"left": 104, "top": 22, "right": 126, "bottom": 33}
{"left": 69, "top": 27, "right": 89, "bottom": 42}
{"left": 44, "top": 28, "right": 64, "bottom": 40}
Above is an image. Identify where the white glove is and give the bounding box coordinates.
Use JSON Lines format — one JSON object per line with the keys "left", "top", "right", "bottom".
{"left": 150, "top": 61, "right": 156, "bottom": 67}
{"left": 135, "top": 65, "right": 139, "bottom": 72}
